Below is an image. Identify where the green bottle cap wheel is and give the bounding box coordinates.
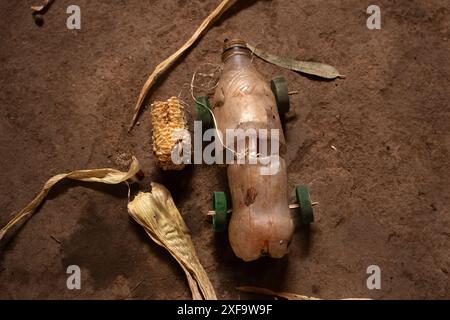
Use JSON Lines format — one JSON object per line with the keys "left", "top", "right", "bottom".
{"left": 212, "top": 191, "right": 228, "bottom": 232}
{"left": 195, "top": 96, "right": 213, "bottom": 129}
{"left": 271, "top": 76, "right": 290, "bottom": 114}
{"left": 296, "top": 185, "right": 314, "bottom": 224}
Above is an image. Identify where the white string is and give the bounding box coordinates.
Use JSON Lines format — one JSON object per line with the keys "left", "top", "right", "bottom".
{"left": 190, "top": 65, "right": 277, "bottom": 164}
{"left": 190, "top": 67, "right": 239, "bottom": 159}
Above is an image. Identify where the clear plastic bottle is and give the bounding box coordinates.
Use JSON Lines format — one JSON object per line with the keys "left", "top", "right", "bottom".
{"left": 213, "top": 39, "right": 294, "bottom": 261}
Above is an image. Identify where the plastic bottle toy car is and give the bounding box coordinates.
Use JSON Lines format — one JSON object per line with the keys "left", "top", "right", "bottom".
{"left": 196, "top": 39, "right": 315, "bottom": 262}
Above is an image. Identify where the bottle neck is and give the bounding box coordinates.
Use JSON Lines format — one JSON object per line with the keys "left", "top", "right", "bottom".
{"left": 222, "top": 47, "right": 252, "bottom": 69}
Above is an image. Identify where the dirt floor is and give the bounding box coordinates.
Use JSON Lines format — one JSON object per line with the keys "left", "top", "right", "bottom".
{"left": 0, "top": 0, "right": 449, "bottom": 300}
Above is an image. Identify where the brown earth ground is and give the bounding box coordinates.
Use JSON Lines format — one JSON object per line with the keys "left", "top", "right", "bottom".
{"left": 0, "top": 0, "right": 449, "bottom": 299}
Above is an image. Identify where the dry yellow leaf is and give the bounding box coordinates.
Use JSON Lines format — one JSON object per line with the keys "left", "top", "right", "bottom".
{"left": 0, "top": 157, "right": 141, "bottom": 247}
{"left": 128, "top": 182, "right": 217, "bottom": 300}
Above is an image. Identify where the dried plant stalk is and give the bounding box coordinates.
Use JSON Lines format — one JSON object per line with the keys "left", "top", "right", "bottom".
{"left": 151, "top": 97, "right": 190, "bottom": 171}
{"left": 237, "top": 286, "right": 371, "bottom": 300}
{"left": 0, "top": 157, "right": 141, "bottom": 247}
{"left": 237, "top": 286, "right": 320, "bottom": 300}
{"left": 129, "top": 0, "right": 238, "bottom": 131}
{"left": 247, "top": 44, "right": 344, "bottom": 79}
{"left": 128, "top": 182, "right": 217, "bottom": 300}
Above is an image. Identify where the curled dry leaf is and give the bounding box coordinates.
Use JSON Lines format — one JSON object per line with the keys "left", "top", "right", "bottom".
{"left": 237, "top": 286, "right": 371, "bottom": 300}
{"left": 128, "top": 182, "right": 217, "bottom": 300}
{"left": 0, "top": 157, "right": 141, "bottom": 247}
{"left": 31, "top": 0, "right": 54, "bottom": 14}
{"left": 247, "top": 44, "right": 344, "bottom": 80}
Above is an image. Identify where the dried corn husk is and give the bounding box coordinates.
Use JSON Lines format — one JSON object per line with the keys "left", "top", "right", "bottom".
{"left": 0, "top": 157, "right": 141, "bottom": 247}
{"left": 151, "top": 97, "right": 190, "bottom": 171}
{"left": 128, "top": 182, "right": 217, "bottom": 300}
{"left": 237, "top": 286, "right": 371, "bottom": 300}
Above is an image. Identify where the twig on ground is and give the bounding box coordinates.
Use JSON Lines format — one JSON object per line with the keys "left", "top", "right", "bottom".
{"left": 129, "top": 0, "right": 238, "bottom": 131}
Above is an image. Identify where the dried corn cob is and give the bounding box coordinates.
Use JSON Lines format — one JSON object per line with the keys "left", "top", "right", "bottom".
{"left": 151, "top": 97, "right": 189, "bottom": 170}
